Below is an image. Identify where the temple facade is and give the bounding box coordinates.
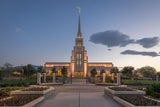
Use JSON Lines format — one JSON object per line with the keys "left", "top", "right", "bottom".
{"left": 44, "top": 8, "right": 113, "bottom": 77}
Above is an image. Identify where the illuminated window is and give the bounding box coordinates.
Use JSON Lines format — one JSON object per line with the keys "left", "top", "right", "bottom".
{"left": 77, "top": 42, "right": 81, "bottom": 46}
{"left": 76, "top": 53, "right": 82, "bottom": 66}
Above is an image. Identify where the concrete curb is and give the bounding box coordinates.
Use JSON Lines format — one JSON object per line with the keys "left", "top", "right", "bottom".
{"left": 96, "top": 83, "right": 118, "bottom": 86}
{"left": 41, "top": 83, "right": 63, "bottom": 86}
{"left": 1, "top": 87, "right": 55, "bottom": 107}
{"left": 104, "top": 87, "right": 145, "bottom": 97}
{"left": 11, "top": 87, "right": 55, "bottom": 96}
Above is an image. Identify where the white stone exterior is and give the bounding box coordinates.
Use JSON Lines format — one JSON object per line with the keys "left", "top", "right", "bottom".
{"left": 44, "top": 10, "right": 113, "bottom": 77}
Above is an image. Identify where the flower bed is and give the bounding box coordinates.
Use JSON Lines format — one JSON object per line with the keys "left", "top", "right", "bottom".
{"left": 116, "top": 95, "right": 159, "bottom": 106}
{"left": 133, "top": 87, "right": 146, "bottom": 91}
{"left": 11, "top": 86, "right": 55, "bottom": 97}
{"left": 0, "top": 95, "right": 41, "bottom": 106}
{"left": 104, "top": 86, "right": 145, "bottom": 97}
{"left": 0, "top": 91, "right": 10, "bottom": 100}
{"left": 109, "top": 87, "right": 133, "bottom": 91}
{"left": 22, "top": 86, "right": 49, "bottom": 91}
{"left": 0, "top": 87, "right": 23, "bottom": 100}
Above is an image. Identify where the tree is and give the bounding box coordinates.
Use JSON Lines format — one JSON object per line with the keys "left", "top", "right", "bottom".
{"left": 121, "top": 66, "right": 134, "bottom": 76}
{"left": 52, "top": 67, "right": 57, "bottom": 73}
{"left": 61, "top": 66, "right": 67, "bottom": 77}
{"left": 110, "top": 67, "right": 119, "bottom": 75}
{"left": 157, "top": 72, "right": 160, "bottom": 76}
{"left": 23, "top": 64, "right": 36, "bottom": 78}
{"left": 61, "top": 66, "right": 67, "bottom": 84}
{"left": 136, "top": 66, "right": 156, "bottom": 78}
{"left": 90, "top": 68, "right": 97, "bottom": 77}
{"left": 4, "top": 62, "right": 13, "bottom": 78}
{"left": 0, "top": 67, "right": 3, "bottom": 80}
{"left": 37, "top": 66, "right": 45, "bottom": 73}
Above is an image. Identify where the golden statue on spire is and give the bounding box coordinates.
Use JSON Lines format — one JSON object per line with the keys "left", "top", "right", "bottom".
{"left": 77, "top": 7, "right": 80, "bottom": 14}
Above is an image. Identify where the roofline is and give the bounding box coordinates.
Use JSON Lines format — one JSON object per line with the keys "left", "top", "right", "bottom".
{"left": 45, "top": 62, "right": 70, "bottom": 64}
{"left": 88, "top": 62, "right": 113, "bottom": 64}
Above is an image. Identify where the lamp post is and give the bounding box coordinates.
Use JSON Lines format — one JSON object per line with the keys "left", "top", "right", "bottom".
{"left": 71, "top": 72, "right": 72, "bottom": 84}
{"left": 21, "top": 68, "right": 24, "bottom": 80}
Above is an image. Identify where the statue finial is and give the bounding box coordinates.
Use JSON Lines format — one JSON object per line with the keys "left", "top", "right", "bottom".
{"left": 77, "top": 7, "right": 80, "bottom": 14}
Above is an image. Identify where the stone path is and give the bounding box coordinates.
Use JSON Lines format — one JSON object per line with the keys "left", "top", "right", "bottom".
{"left": 36, "top": 84, "right": 123, "bottom": 107}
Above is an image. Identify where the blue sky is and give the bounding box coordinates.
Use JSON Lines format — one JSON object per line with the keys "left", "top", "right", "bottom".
{"left": 0, "top": 0, "right": 160, "bottom": 71}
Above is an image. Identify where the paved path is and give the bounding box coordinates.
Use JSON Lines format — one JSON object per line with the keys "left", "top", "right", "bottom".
{"left": 36, "top": 85, "right": 123, "bottom": 107}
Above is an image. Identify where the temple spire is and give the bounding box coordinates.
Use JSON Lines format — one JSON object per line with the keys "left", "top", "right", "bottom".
{"left": 77, "top": 7, "right": 81, "bottom": 38}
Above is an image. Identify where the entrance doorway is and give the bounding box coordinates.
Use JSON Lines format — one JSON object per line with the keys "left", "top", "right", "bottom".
{"left": 74, "top": 71, "right": 84, "bottom": 77}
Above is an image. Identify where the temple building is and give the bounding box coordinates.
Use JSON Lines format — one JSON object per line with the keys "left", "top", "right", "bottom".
{"left": 44, "top": 8, "right": 113, "bottom": 77}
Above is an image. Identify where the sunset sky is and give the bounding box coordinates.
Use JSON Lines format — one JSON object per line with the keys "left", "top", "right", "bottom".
{"left": 0, "top": 0, "right": 160, "bottom": 71}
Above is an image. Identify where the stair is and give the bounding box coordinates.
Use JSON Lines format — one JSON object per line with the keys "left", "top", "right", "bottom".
{"left": 72, "top": 77, "right": 86, "bottom": 84}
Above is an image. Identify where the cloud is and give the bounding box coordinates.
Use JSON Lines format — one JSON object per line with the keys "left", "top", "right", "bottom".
{"left": 89, "top": 30, "right": 160, "bottom": 48}
{"left": 108, "top": 49, "right": 112, "bottom": 51}
{"left": 136, "top": 37, "right": 160, "bottom": 48}
{"left": 89, "top": 30, "right": 135, "bottom": 47}
{"left": 121, "top": 50, "right": 160, "bottom": 57}
{"left": 15, "top": 27, "right": 22, "bottom": 32}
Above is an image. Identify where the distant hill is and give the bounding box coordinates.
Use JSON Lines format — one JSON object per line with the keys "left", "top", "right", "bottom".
{"left": 14, "top": 65, "right": 42, "bottom": 70}
{"left": 32, "top": 65, "right": 41, "bottom": 70}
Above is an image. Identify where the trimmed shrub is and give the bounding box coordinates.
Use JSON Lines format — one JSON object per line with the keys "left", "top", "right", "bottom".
{"left": 146, "top": 83, "right": 160, "bottom": 99}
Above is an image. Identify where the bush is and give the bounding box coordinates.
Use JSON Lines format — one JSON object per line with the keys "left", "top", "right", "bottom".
{"left": 106, "top": 76, "right": 113, "bottom": 83}
{"left": 146, "top": 83, "right": 160, "bottom": 99}
{"left": 0, "top": 84, "right": 7, "bottom": 87}
{"left": 17, "top": 83, "right": 23, "bottom": 87}
{"left": 0, "top": 91, "right": 10, "bottom": 99}
{"left": 22, "top": 83, "right": 29, "bottom": 87}
{"left": 121, "top": 76, "right": 131, "bottom": 79}
{"left": 46, "top": 76, "right": 52, "bottom": 82}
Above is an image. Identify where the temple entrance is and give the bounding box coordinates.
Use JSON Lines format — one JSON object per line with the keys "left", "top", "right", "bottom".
{"left": 74, "top": 71, "right": 84, "bottom": 77}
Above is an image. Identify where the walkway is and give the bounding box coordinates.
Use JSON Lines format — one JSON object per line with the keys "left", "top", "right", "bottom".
{"left": 36, "top": 85, "right": 123, "bottom": 107}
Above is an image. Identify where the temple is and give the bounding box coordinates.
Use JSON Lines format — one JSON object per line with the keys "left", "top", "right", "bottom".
{"left": 44, "top": 8, "right": 113, "bottom": 77}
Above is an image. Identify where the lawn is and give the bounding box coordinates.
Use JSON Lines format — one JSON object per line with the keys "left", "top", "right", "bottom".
{"left": 122, "top": 79, "right": 159, "bottom": 85}
{"left": 0, "top": 79, "right": 36, "bottom": 87}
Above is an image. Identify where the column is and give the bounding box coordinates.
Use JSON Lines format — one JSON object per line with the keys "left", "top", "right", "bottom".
{"left": 117, "top": 73, "right": 121, "bottom": 85}
{"left": 103, "top": 73, "right": 106, "bottom": 83}
{"left": 43, "top": 73, "right": 46, "bottom": 83}
{"left": 37, "top": 73, "right": 41, "bottom": 85}
{"left": 52, "top": 73, "right": 56, "bottom": 83}
{"left": 112, "top": 73, "right": 114, "bottom": 81}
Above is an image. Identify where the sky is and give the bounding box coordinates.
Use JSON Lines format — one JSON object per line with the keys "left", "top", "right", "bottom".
{"left": 0, "top": 0, "right": 160, "bottom": 71}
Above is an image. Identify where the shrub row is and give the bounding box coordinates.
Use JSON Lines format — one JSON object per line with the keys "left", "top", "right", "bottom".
{"left": 146, "top": 83, "right": 160, "bottom": 99}
{"left": 0, "top": 82, "right": 36, "bottom": 87}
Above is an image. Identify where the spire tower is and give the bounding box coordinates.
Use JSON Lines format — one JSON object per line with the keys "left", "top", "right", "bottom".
{"left": 77, "top": 7, "right": 81, "bottom": 38}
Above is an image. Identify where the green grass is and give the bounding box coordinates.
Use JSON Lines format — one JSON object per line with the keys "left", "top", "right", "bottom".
{"left": 0, "top": 79, "right": 36, "bottom": 86}
{"left": 1, "top": 87, "right": 24, "bottom": 92}
{"left": 122, "top": 79, "right": 159, "bottom": 85}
